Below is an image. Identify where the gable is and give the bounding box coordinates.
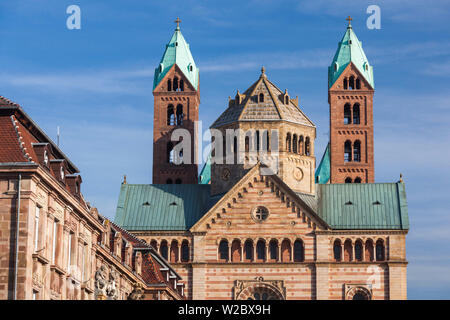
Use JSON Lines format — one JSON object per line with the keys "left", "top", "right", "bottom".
{"left": 153, "top": 64, "right": 197, "bottom": 93}
{"left": 330, "top": 62, "right": 374, "bottom": 91}
{"left": 191, "top": 164, "right": 329, "bottom": 233}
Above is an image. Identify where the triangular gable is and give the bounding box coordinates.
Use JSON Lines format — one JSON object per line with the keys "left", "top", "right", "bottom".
{"left": 153, "top": 64, "right": 197, "bottom": 93}
{"left": 190, "top": 163, "right": 329, "bottom": 232}
{"left": 238, "top": 77, "right": 282, "bottom": 121}
{"left": 330, "top": 62, "right": 374, "bottom": 91}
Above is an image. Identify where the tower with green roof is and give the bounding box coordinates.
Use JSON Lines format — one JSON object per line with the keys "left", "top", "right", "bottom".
{"left": 326, "top": 17, "right": 375, "bottom": 183}
{"left": 152, "top": 18, "right": 200, "bottom": 184}
{"left": 328, "top": 17, "right": 375, "bottom": 184}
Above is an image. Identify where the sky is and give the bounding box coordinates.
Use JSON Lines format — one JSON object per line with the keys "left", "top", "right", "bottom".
{"left": 0, "top": 0, "right": 449, "bottom": 299}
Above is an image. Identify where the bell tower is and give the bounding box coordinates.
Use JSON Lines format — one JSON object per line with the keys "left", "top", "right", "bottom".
{"left": 328, "top": 17, "right": 374, "bottom": 183}
{"left": 152, "top": 18, "right": 199, "bottom": 184}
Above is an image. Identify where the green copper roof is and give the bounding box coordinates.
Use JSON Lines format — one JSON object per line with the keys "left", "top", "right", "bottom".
{"left": 114, "top": 181, "right": 409, "bottom": 231}
{"left": 328, "top": 25, "right": 374, "bottom": 89}
{"left": 315, "top": 143, "right": 330, "bottom": 184}
{"left": 198, "top": 153, "right": 211, "bottom": 184}
{"left": 153, "top": 26, "right": 199, "bottom": 90}
{"left": 317, "top": 182, "right": 409, "bottom": 230}
{"left": 114, "top": 184, "right": 218, "bottom": 231}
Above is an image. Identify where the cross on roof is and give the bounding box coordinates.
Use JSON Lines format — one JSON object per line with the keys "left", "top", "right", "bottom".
{"left": 175, "top": 17, "right": 181, "bottom": 29}
{"left": 346, "top": 16, "right": 352, "bottom": 26}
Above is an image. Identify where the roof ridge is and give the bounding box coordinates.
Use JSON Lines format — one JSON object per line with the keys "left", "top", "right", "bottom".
{"left": 262, "top": 78, "right": 283, "bottom": 119}
{"left": 237, "top": 76, "right": 264, "bottom": 121}
{"left": 0, "top": 95, "right": 20, "bottom": 107}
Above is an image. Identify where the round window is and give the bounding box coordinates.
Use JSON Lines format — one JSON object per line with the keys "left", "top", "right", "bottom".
{"left": 252, "top": 206, "right": 269, "bottom": 222}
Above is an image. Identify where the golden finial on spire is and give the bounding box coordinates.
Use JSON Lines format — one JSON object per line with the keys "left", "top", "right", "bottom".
{"left": 123, "top": 175, "right": 127, "bottom": 184}
{"left": 346, "top": 16, "right": 353, "bottom": 27}
{"left": 399, "top": 173, "right": 404, "bottom": 183}
{"left": 174, "top": 17, "right": 181, "bottom": 29}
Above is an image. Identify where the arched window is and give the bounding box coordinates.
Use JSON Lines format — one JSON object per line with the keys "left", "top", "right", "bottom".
{"left": 180, "top": 79, "right": 184, "bottom": 92}
{"left": 376, "top": 240, "right": 385, "bottom": 261}
{"left": 167, "top": 142, "right": 174, "bottom": 163}
{"left": 293, "top": 239, "right": 304, "bottom": 262}
{"left": 176, "top": 104, "right": 183, "bottom": 126}
{"left": 344, "top": 239, "right": 352, "bottom": 262}
{"left": 256, "top": 130, "right": 260, "bottom": 152}
{"left": 333, "top": 240, "right": 342, "bottom": 261}
{"left": 355, "top": 240, "right": 363, "bottom": 261}
{"left": 219, "top": 240, "right": 229, "bottom": 262}
{"left": 170, "top": 240, "right": 179, "bottom": 263}
{"left": 259, "top": 93, "right": 264, "bottom": 103}
{"left": 167, "top": 104, "right": 175, "bottom": 125}
{"left": 353, "top": 103, "right": 360, "bottom": 124}
{"left": 299, "top": 136, "right": 304, "bottom": 155}
{"left": 355, "top": 78, "right": 361, "bottom": 89}
{"left": 365, "top": 239, "right": 374, "bottom": 261}
{"left": 173, "top": 77, "right": 179, "bottom": 91}
{"left": 231, "top": 240, "right": 241, "bottom": 262}
{"left": 344, "top": 140, "right": 352, "bottom": 162}
{"left": 166, "top": 179, "right": 173, "bottom": 184}
{"left": 293, "top": 134, "right": 298, "bottom": 153}
{"left": 286, "top": 133, "right": 291, "bottom": 152}
{"left": 349, "top": 76, "right": 355, "bottom": 90}
{"left": 150, "top": 240, "right": 158, "bottom": 250}
{"left": 281, "top": 239, "right": 291, "bottom": 262}
{"left": 344, "top": 103, "right": 351, "bottom": 124}
{"left": 269, "top": 240, "right": 278, "bottom": 261}
{"left": 244, "top": 240, "right": 253, "bottom": 262}
{"left": 343, "top": 78, "right": 348, "bottom": 90}
{"left": 175, "top": 178, "right": 182, "bottom": 184}
{"left": 160, "top": 240, "right": 168, "bottom": 260}
{"left": 181, "top": 241, "right": 189, "bottom": 262}
{"left": 354, "top": 177, "right": 362, "bottom": 183}
{"left": 245, "top": 136, "right": 250, "bottom": 153}
{"left": 345, "top": 177, "right": 352, "bottom": 183}
{"left": 353, "top": 140, "right": 361, "bottom": 162}
{"left": 256, "top": 240, "right": 266, "bottom": 262}
{"left": 305, "top": 137, "right": 311, "bottom": 156}
{"left": 167, "top": 79, "right": 172, "bottom": 92}
{"left": 264, "top": 130, "right": 270, "bottom": 152}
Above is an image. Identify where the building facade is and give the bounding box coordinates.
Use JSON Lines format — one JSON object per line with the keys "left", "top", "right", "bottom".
{"left": 0, "top": 97, "right": 185, "bottom": 300}
{"left": 114, "top": 20, "right": 409, "bottom": 300}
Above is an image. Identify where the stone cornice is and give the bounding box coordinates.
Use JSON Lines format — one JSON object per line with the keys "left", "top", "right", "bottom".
{"left": 315, "top": 230, "right": 408, "bottom": 235}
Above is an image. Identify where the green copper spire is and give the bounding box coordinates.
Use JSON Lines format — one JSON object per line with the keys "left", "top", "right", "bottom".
{"left": 328, "top": 18, "right": 374, "bottom": 89}
{"left": 153, "top": 18, "right": 199, "bottom": 90}
{"left": 315, "top": 143, "right": 330, "bottom": 184}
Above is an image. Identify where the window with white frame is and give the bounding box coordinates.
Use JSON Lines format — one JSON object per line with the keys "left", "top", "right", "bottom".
{"left": 51, "top": 220, "right": 58, "bottom": 264}
{"left": 34, "top": 206, "right": 40, "bottom": 252}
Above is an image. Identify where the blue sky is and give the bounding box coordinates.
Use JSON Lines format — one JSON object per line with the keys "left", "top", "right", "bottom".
{"left": 1, "top": 0, "right": 449, "bottom": 299}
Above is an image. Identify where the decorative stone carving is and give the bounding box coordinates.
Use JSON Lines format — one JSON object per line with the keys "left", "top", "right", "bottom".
{"left": 106, "top": 269, "right": 119, "bottom": 300}
{"left": 94, "top": 265, "right": 107, "bottom": 298}
{"left": 234, "top": 278, "right": 285, "bottom": 300}
{"left": 128, "top": 283, "right": 144, "bottom": 300}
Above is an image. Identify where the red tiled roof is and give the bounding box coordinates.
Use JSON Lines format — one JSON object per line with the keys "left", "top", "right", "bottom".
{"left": 0, "top": 116, "right": 29, "bottom": 163}
{"left": 141, "top": 252, "right": 166, "bottom": 284}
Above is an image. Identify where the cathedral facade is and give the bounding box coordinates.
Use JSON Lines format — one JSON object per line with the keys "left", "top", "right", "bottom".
{"left": 114, "top": 19, "right": 409, "bottom": 300}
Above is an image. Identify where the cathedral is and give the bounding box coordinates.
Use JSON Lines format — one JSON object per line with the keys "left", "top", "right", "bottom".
{"left": 114, "top": 18, "right": 409, "bottom": 300}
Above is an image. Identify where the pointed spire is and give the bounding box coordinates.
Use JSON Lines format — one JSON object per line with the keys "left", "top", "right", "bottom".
{"left": 328, "top": 21, "right": 374, "bottom": 89}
